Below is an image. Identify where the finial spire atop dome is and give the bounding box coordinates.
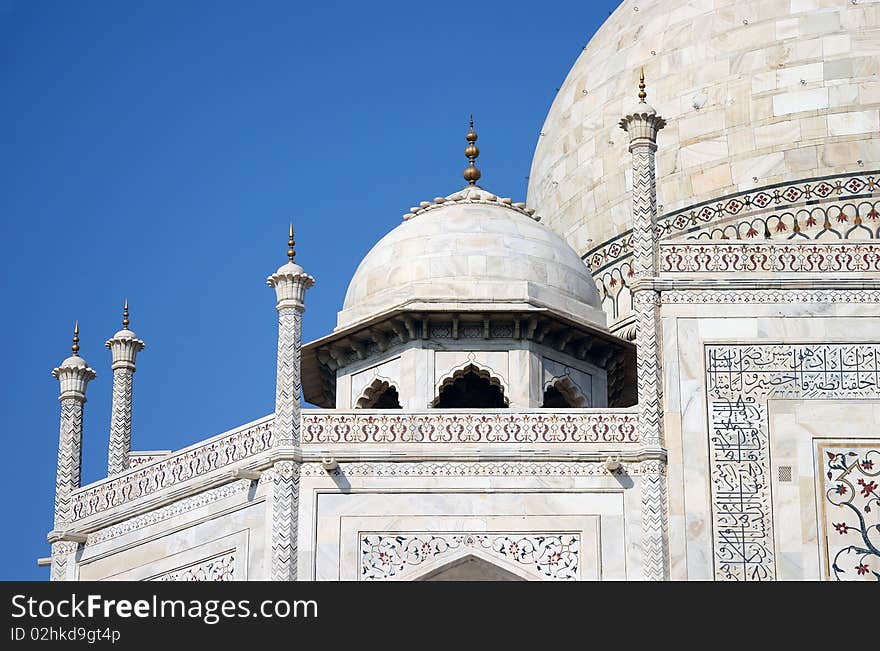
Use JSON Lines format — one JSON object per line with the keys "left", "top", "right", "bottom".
{"left": 287, "top": 223, "right": 296, "bottom": 262}
{"left": 72, "top": 321, "right": 80, "bottom": 356}
{"left": 122, "top": 299, "right": 129, "bottom": 329}
{"left": 463, "top": 116, "right": 481, "bottom": 185}
{"left": 619, "top": 68, "right": 665, "bottom": 141}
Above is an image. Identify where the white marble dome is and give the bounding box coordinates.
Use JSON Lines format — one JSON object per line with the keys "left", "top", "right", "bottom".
{"left": 528, "top": 0, "right": 880, "bottom": 255}
{"left": 337, "top": 185, "right": 606, "bottom": 330}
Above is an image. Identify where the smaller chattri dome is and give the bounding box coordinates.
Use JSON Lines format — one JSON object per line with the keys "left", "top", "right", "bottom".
{"left": 59, "top": 354, "right": 88, "bottom": 368}
{"left": 338, "top": 183, "right": 606, "bottom": 330}
{"left": 273, "top": 260, "right": 307, "bottom": 276}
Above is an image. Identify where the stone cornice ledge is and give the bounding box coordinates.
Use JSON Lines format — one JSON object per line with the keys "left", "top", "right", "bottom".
{"left": 631, "top": 277, "right": 880, "bottom": 292}
{"left": 298, "top": 448, "right": 667, "bottom": 464}
{"left": 47, "top": 530, "right": 88, "bottom": 544}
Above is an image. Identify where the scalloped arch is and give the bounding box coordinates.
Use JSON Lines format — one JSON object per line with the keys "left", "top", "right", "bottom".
{"left": 356, "top": 377, "right": 401, "bottom": 409}
{"left": 542, "top": 375, "right": 589, "bottom": 408}
{"left": 431, "top": 363, "right": 509, "bottom": 408}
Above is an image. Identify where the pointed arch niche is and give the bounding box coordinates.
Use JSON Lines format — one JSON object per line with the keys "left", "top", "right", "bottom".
{"left": 355, "top": 378, "right": 402, "bottom": 409}
{"left": 432, "top": 363, "right": 509, "bottom": 409}
{"left": 542, "top": 375, "right": 589, "bottom": 408}
{"left": 409, "top": 550, "right": 532, "bottom": 581}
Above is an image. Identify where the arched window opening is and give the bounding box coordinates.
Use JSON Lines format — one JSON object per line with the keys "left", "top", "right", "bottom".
{"left": 369, "top": 386, "right": 402, "bottom": 409}
{"left": 541, "top": 377, "right": 588, "bottom": 408}
{"left": 356, "top": 379, "right": 402, "bottom": 409}
{"left": 433, "top": 365, "right": 508, "bottom": 409}
{"left": 542, "top": 385, "right": 573, "bottom": 408}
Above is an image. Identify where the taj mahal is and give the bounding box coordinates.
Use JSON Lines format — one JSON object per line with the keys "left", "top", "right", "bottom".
{"left": 45, "top": 0, "right": 880, "bottom": 581}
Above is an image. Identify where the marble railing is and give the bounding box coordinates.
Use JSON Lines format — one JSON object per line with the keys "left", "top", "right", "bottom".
{"left": 67, "top": 409, "right": 640, "bottom": 523}
{"left": 128, "top": 451, "right": 172, "bottom": 468}
{"left": 69, "top": 415, "right": 274, "bottom": 522}
{"left": 300, "top": 409, "right": 639, "bottom": 446}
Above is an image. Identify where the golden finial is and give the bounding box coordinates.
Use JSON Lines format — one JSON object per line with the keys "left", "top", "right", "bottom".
{"left": 287, "top": 223, "right": 296, "bottom": 262}
{"left": 72, "top": 321, "right": 80, "bottom": 356}
{"left": 122, "top": 299, "right": 130, "bottom": 329}
{"left": 463, "top": 115, "right": 481, "bottom": 185}
{"left": 638, "top": 68, "right": 647, "bottom": 103}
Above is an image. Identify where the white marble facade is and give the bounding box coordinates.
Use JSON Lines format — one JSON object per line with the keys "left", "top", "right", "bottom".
{"left": 45, "top": 2, "right": 880, "bottom": 582}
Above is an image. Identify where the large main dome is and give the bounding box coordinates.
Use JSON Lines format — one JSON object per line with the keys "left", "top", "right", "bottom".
{"left": 528, "top": 0, "right": 880, "bottom": 255}
{"left": 337, "top": 185, "right": 606, "bottom": 330}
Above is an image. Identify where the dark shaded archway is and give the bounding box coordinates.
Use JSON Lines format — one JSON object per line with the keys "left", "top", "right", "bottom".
{"left": 542, "top": 385, "right": 573, "bottom": 408}
{"left": 417, "top": 555, "right": 527, "bottom": 581}
{"left": 369, "top": 385, "right": 401, "bottom": 409}
{"left": 433, "top": 365, "right": 508, "bottom": 408}
{"left": 356, "top": 379, "right": 402, "bottom": 409}
{"left": 541, "top": 377, "right": 588, "bottom": 408}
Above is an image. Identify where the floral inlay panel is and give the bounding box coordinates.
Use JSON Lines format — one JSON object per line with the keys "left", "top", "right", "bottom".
{"left": 150, "top": 552, "right": 236, "bottom": 582}
{"left": 817, "top": 442, "right": 880, "bottom": 581}
{"left": 360, "top": 533, "right": 579, "bottom": 581}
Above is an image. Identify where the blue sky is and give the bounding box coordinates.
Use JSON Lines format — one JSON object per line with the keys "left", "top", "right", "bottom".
{"left": 0, "top": 0, "right": 619, "bottom": 579}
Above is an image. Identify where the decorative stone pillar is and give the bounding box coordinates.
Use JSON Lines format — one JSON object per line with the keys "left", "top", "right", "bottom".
{"left": 105, "top": 300, "right": 145, "bottom": 475}
{"left": 619, "top": 70, "right": 669, "bottom": 581}
{"left": 49, "top": 323, "right": 96, "bottom": 581}
{"left": 267, "top": 461, "right": 300, "bottom": 581}
{"left": 266, "top": 225, "right": 314, "bottom": 580}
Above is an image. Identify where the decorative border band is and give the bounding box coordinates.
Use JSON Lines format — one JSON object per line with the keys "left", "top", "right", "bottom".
{"left": 662, "top": 289, "right": 880, "bottom": 304}
{"left": 301, "top": 460, "right": 657, "bottom": 477}
{"left": 301, "top": 411, "right": 638, "bottom": 445}
{"left": 360, "top": 532, "right": 579, "bottom": 580}
{"left": 587, "top": 170, "right": 880, "bottom": 272}
{"left": 660, "top": 242, "right": 880, "bottom": 274}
